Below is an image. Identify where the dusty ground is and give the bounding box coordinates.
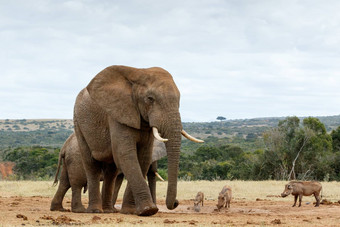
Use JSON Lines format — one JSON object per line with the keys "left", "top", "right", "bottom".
{"left": 1, "top": 196, "right": 340, "bottom": 226}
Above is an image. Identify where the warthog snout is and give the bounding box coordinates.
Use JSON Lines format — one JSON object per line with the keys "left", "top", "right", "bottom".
{"left": 216, "top": 200, "right": 224, "bottom": 210}
{"left": 194, "top": 205, "right": 201, "bottom": 212}
{"left": 281, "top": 193, "right": 288, "bottom": 197}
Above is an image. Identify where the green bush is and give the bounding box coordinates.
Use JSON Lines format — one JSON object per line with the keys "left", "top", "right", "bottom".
{"left": 3, "top": 147, "right": 59, "bottom": 180}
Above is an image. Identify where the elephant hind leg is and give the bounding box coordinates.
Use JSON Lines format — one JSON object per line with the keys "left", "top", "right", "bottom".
{"left": 102, "top": 164, "right": 118, "bottom": 213}
{"left": 147, "top": 163, "right": 157, "bottom": 204}
{"left": 75, "top": 124, "right": 103, "bottom": 213}
{"left": 71, "top": 186, "right": 86, "bottom": 213}
{"left": 112, "top": 173, "right": 124, "bottom": 212}
{"left": 50, "top": 167, "right": 71, "bottom": 211}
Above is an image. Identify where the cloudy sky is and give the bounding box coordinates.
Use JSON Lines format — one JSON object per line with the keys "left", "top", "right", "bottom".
{"left": 1, "top": 0, "right": 340, "bottom": 122}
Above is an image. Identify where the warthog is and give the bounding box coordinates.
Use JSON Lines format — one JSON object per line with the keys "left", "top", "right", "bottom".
{"left": 194, "top": 191, "right": 204, "bottom": 212}
{"left": 216, "top": 185, "right": 232, "bottom": 210}
{"left": 281, "top": 181, "right": 322, "bottom": 207}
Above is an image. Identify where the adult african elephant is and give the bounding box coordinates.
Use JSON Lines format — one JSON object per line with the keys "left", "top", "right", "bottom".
{"left": 73, "top": 65, "right": 202, "bottom": 216}
{"left": 50, "top": 132, "right": 165, "bottom": 213}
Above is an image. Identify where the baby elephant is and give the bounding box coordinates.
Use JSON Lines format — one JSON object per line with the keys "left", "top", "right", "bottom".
{"left": 281, "top": 181, "right": 322, "bottom": 207}
{"left": 50, "top": 133, "right": 87, "bottom": 213}
{"left": 194, "top": 191, "right": 204, "bottom": 212}
{"left": 216, "top": 185, "right": 232, "bottom": 210}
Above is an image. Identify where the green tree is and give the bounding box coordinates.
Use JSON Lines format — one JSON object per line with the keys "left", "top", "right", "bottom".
{"left": 260, "top": 116, "right": 333, "bottom": 181}
{"left": 330, "top": 126, "right": 340, "bottom": 180}
{"left": 331, "top": 126, "right": 340, "bottom": 152}
{"left": 216, "top": 116, "right": 226, "bottom": 121}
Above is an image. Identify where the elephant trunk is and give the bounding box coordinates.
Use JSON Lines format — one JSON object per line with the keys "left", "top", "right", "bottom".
{"left": 162, "top": 112, "right": 182, "bottom": 210}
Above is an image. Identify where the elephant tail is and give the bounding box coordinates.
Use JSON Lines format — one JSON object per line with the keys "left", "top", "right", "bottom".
{"left": 83, "top": 184, "right": 88, "bottom": 194}
{"left": 52, "top": 146, "right": 65, "bottom": 187}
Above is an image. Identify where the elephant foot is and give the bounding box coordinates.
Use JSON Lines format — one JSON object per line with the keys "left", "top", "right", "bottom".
{"left": 120, "top": 205, "right": 137, "bottom": 215}
{"left": 137, "top": 203, "right": 158, "bottom": 216}
{"left": 103, "top": 207, "right": 117, "bottom": 213}
{"left": 86, "top": 207, "right": 103, "bottom": 213}
{"left": 112, "top": 207, "right": 119, "bottom": 213}
{"left": 50, "top": 203, "right": 65, "bottom": 212}
{"left": 72, "top": 206, "right": 86, "bottom": 213}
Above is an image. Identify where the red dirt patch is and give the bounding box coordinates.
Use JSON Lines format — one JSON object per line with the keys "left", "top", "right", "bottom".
{"left": 0, "top": 196, "right": 340, "bottom": 226}
{"left": 0, "top": 162, "right": 15, "bottom": 179}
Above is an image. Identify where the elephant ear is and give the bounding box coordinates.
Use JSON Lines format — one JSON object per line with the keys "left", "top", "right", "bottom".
{"left": 86, "top": 66, "right": 141, "bottom": 129}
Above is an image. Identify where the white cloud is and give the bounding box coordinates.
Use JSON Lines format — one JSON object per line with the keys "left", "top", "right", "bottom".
{"left": 1, "top": 0, "right": 340, "bottom": 121}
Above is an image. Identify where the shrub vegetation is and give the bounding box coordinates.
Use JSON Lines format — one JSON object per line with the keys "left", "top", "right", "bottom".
{"left": 1, "top": 116, "right": 340, "bottom": 181}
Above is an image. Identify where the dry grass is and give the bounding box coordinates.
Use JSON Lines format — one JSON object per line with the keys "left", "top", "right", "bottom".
{"left": 1, "top": 180, "right": 339, "bottom": 203}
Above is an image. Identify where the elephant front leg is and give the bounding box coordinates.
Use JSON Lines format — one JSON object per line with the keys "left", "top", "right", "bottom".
{"left": 118, "top": 150, "right": 158, "bottom": 216}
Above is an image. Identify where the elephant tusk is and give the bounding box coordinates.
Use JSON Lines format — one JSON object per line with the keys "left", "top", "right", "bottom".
{"left": 155, "top": 172, "right": 165, "bottom": 181}
{"left": 152, "top": 127, "right": 168, "bottom": 142}
{"left": 181, "top": 130, "right": 204, "bottom": 143}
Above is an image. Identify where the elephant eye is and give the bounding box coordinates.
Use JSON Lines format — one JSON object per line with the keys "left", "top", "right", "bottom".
{"left": 146, "top": 96, "right": 154, "bottom": 103}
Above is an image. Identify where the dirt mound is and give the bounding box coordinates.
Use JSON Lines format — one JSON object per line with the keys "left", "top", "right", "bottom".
{"left": 0, "top": 162, "right": 15, "bottom": 179}
{"left": 16, "top": 214, "right": 27, "bottom": 220}
{"left": 40, "top": 214, "right": 81, "bottom": 225}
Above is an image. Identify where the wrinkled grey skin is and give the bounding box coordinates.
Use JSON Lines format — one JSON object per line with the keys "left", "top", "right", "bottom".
{"left": 194, "top": 191, "right": 204, "bottom": 212}
{"left": 50, "top": 133, "right": 166, "bottom": 213}
{"left": 281, "top": 181, "right": 322, "bottom": 207}
{"left": 74, "top": 66, "right": 182, "bottom": 216}
{"left": 216, "top": 185, "right": 232, "bottom": 210}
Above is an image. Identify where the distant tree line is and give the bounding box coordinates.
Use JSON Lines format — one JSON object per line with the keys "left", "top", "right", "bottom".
{"left": 1, "top": 116, "right": 340, "bottom": 181}
{"left": 159, "top": 116, "right": 340, "bottom": 181}
{"left": 0, "top": 129, "right": 72, "bottom": 148}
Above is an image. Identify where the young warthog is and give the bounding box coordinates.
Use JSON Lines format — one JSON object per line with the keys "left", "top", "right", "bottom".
{"left": 216, "top": 185, "right": 232, "bottom": 210}
{"left": 194, "top": 191, "right": 204, "bottom": 212}
{"left": 281, "top": 181, "right": 322, "bottom": 207}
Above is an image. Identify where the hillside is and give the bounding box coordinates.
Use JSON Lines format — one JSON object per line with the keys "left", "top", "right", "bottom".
{"left": 1, "top": 115, "right": 340, "bottom": 150}
{"left": 0, "top": 119, "right": 73, "bottom": 148}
